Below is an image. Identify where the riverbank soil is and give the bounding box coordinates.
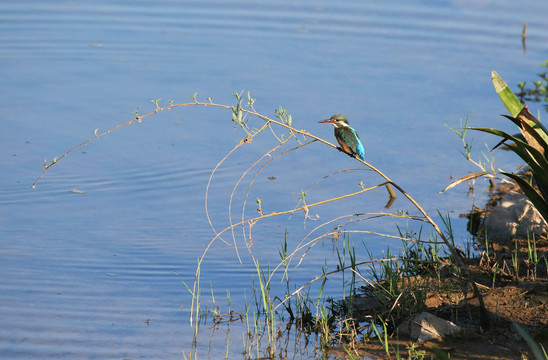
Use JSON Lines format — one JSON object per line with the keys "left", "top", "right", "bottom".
{"left": 343, "top": 182, "right": 548, "bottom": 359}
{"left": 344, "top": 262, "right": 547, "bottom": 359}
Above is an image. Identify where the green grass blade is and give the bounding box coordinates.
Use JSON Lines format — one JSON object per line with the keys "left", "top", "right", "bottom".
{"left": 512, "top": 322, "right": 546, "bottom": 360}
{"left": 467, "top": 126, "right": 525, "bottom": 143}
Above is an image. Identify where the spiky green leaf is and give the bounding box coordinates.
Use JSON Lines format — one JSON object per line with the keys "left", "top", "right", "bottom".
{"left": 467, "top": 126, "right": 548, "bottom": 185}
{"left": 492, "top": 71, "right": 523, "bottom": 117}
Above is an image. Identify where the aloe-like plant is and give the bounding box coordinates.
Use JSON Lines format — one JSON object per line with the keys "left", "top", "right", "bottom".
{"left": 444, "top": 71, "right": 548, "bottom": 223}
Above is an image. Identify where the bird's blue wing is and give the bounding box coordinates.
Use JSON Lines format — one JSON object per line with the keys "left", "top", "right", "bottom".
{"left": 355, "top": 140, "right": 365, "bottom": 161}
{"left": 350, "top": 128, "right": 365, "bottom": 161}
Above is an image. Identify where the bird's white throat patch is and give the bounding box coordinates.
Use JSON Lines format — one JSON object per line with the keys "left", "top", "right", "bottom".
{"left": 333, "top": 121, "right": 349, "bottom": 128}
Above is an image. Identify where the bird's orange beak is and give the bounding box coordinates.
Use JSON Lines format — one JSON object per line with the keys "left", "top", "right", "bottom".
{"left": 318, "top": 118, "right": 335, "bottom": 124}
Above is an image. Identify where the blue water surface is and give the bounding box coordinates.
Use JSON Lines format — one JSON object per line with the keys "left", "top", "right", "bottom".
{"left": 1, "top": 0, "right": 547, "bottom": 358}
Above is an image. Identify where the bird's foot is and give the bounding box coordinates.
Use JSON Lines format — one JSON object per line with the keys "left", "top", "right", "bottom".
{"left": 336, "top": 147, "right": 355, "bottom": 158}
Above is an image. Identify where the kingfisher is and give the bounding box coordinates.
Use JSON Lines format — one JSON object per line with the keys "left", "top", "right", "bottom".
{"left": 318, "top": 114, "right": 365, "bottom": 161}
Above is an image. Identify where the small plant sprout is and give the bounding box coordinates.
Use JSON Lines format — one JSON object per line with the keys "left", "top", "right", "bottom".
{"left": 274, "top": 106, "right": 292, "bottom": 127}
{"left": 447, "top": 116, "right": 473, "bottom": 160}
{"left": 492, "top": 262, "right": 499, "bottom": 289}
{"left": 231, "top": 91, "right": 245, "bottom": 125}
{"left": 526, "top": 234, "right": 539, "bottom": 279}
{"left": 295, "top": 190, "right": 307, "bottom": 202}
{"left": 246, "top": 91, "right": 256, "bottom": 110}
{"left": 256, "top": 198, "right": 263, "bottom": 215}
{"left": 407, "top": 342, "right": 427, "bottom": 360}
{"left": 43, "top": 157, "right": 58, "bottom": 168}
{"left": 132, "top": 106, "right": 142, "bottom": 122}
{"left": 512, "top": 239, "right": 520, "bottom": 282}
{"left": 151, "top": 98, "right": 161, "bottom": 109}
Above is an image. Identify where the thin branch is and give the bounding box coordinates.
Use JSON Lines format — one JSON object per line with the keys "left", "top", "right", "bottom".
{"left": 32, "top": 98, "right": 470, "bottom": 329}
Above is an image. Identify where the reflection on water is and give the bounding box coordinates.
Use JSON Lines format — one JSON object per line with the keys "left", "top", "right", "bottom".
{"left": 1, "top": 0, "right": 547, "bottom": 358}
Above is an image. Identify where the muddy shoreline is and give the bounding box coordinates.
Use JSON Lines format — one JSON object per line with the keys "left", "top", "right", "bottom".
{"left": 343, "top": 180, "right": 548, "bottom": 359}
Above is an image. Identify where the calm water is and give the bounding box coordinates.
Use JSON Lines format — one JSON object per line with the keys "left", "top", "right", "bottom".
{"left": 1, "top": 1, "right": 548, "bottom": 358}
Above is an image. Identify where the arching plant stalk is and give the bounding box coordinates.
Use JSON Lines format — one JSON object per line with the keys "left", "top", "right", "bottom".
{"left": 32, "top": 94, "right": 475, "bottom": 334}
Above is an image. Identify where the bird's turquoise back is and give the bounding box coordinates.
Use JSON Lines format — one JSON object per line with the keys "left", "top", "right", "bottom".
{"left": 335, "top": 126, "right": 365, "bottom": 161}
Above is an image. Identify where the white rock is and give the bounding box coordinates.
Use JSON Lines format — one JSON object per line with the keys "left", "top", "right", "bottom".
{"left": 485, "top": 191, "right": 547, "bottom": 242}
{"left": 397, "top": 312, "right": 460, "bottom": 343}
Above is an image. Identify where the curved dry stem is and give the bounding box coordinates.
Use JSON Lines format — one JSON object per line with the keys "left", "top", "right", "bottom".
{"left": 305, "top": 168, "right": 372, "bottom": 192}
{"left": 205, "top": 137, "right": 251, "bottom": 248}
{"left": 32, "top": 100, "right": 435, "bottom": 247}
{"left": 288, "top": 212, "right": 441, "bottom": 270}
{"left": 227, "top": 134, "right": 293, "bottom": 263}
{"left": 208, "top": 183, "right": 392, "bottom": 294}
{"left": 190, "top": 182, "right": 388, "bottom": 315}
{"left": 32, "top": 98, "right": 466, "bottom": 328}
{"left": 240, "top": 139, "right": 316, "bottom": 248}
{"left": 294, "top": 203, "right": 428, "bottom": 250}
{"left": 272, "top": 257, "right": 398, "bottom": 313}
{"left": 216, "top": 182, "right": 387, "bottom": 240}
{"left": 32, "top": 114, "right": 145, "bottom": 188}
{"left": 244, "top": 105, "right": 454, "bottom": 259}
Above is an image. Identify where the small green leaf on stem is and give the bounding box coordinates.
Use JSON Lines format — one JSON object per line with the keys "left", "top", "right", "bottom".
{"left": 274, "top": 106, "right": 292, "bottom": 126}
{"left": 151, "top": 99, "right": 161, "bottom": 109}
{"left": 246, "top": 91, "right": 256, "bottom": 109}
{"left": 295, "top": 190, "right": 307, "bottom": 201}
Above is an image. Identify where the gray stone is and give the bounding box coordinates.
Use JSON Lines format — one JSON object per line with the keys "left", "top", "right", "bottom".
{"left": 397, "top": 312, "right": 460, "bottom": 343}
{"left": 485, "top": 191, "right": 548, "bottom": 242}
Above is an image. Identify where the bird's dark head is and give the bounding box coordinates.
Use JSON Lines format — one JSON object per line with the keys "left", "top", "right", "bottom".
{"left": 318, "top": 114, "right": 349, "bottom": 127}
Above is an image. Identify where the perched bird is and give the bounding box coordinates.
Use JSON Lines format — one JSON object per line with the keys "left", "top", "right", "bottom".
{"left": 318, "top": 114, "right": 365, "bottom": 161}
